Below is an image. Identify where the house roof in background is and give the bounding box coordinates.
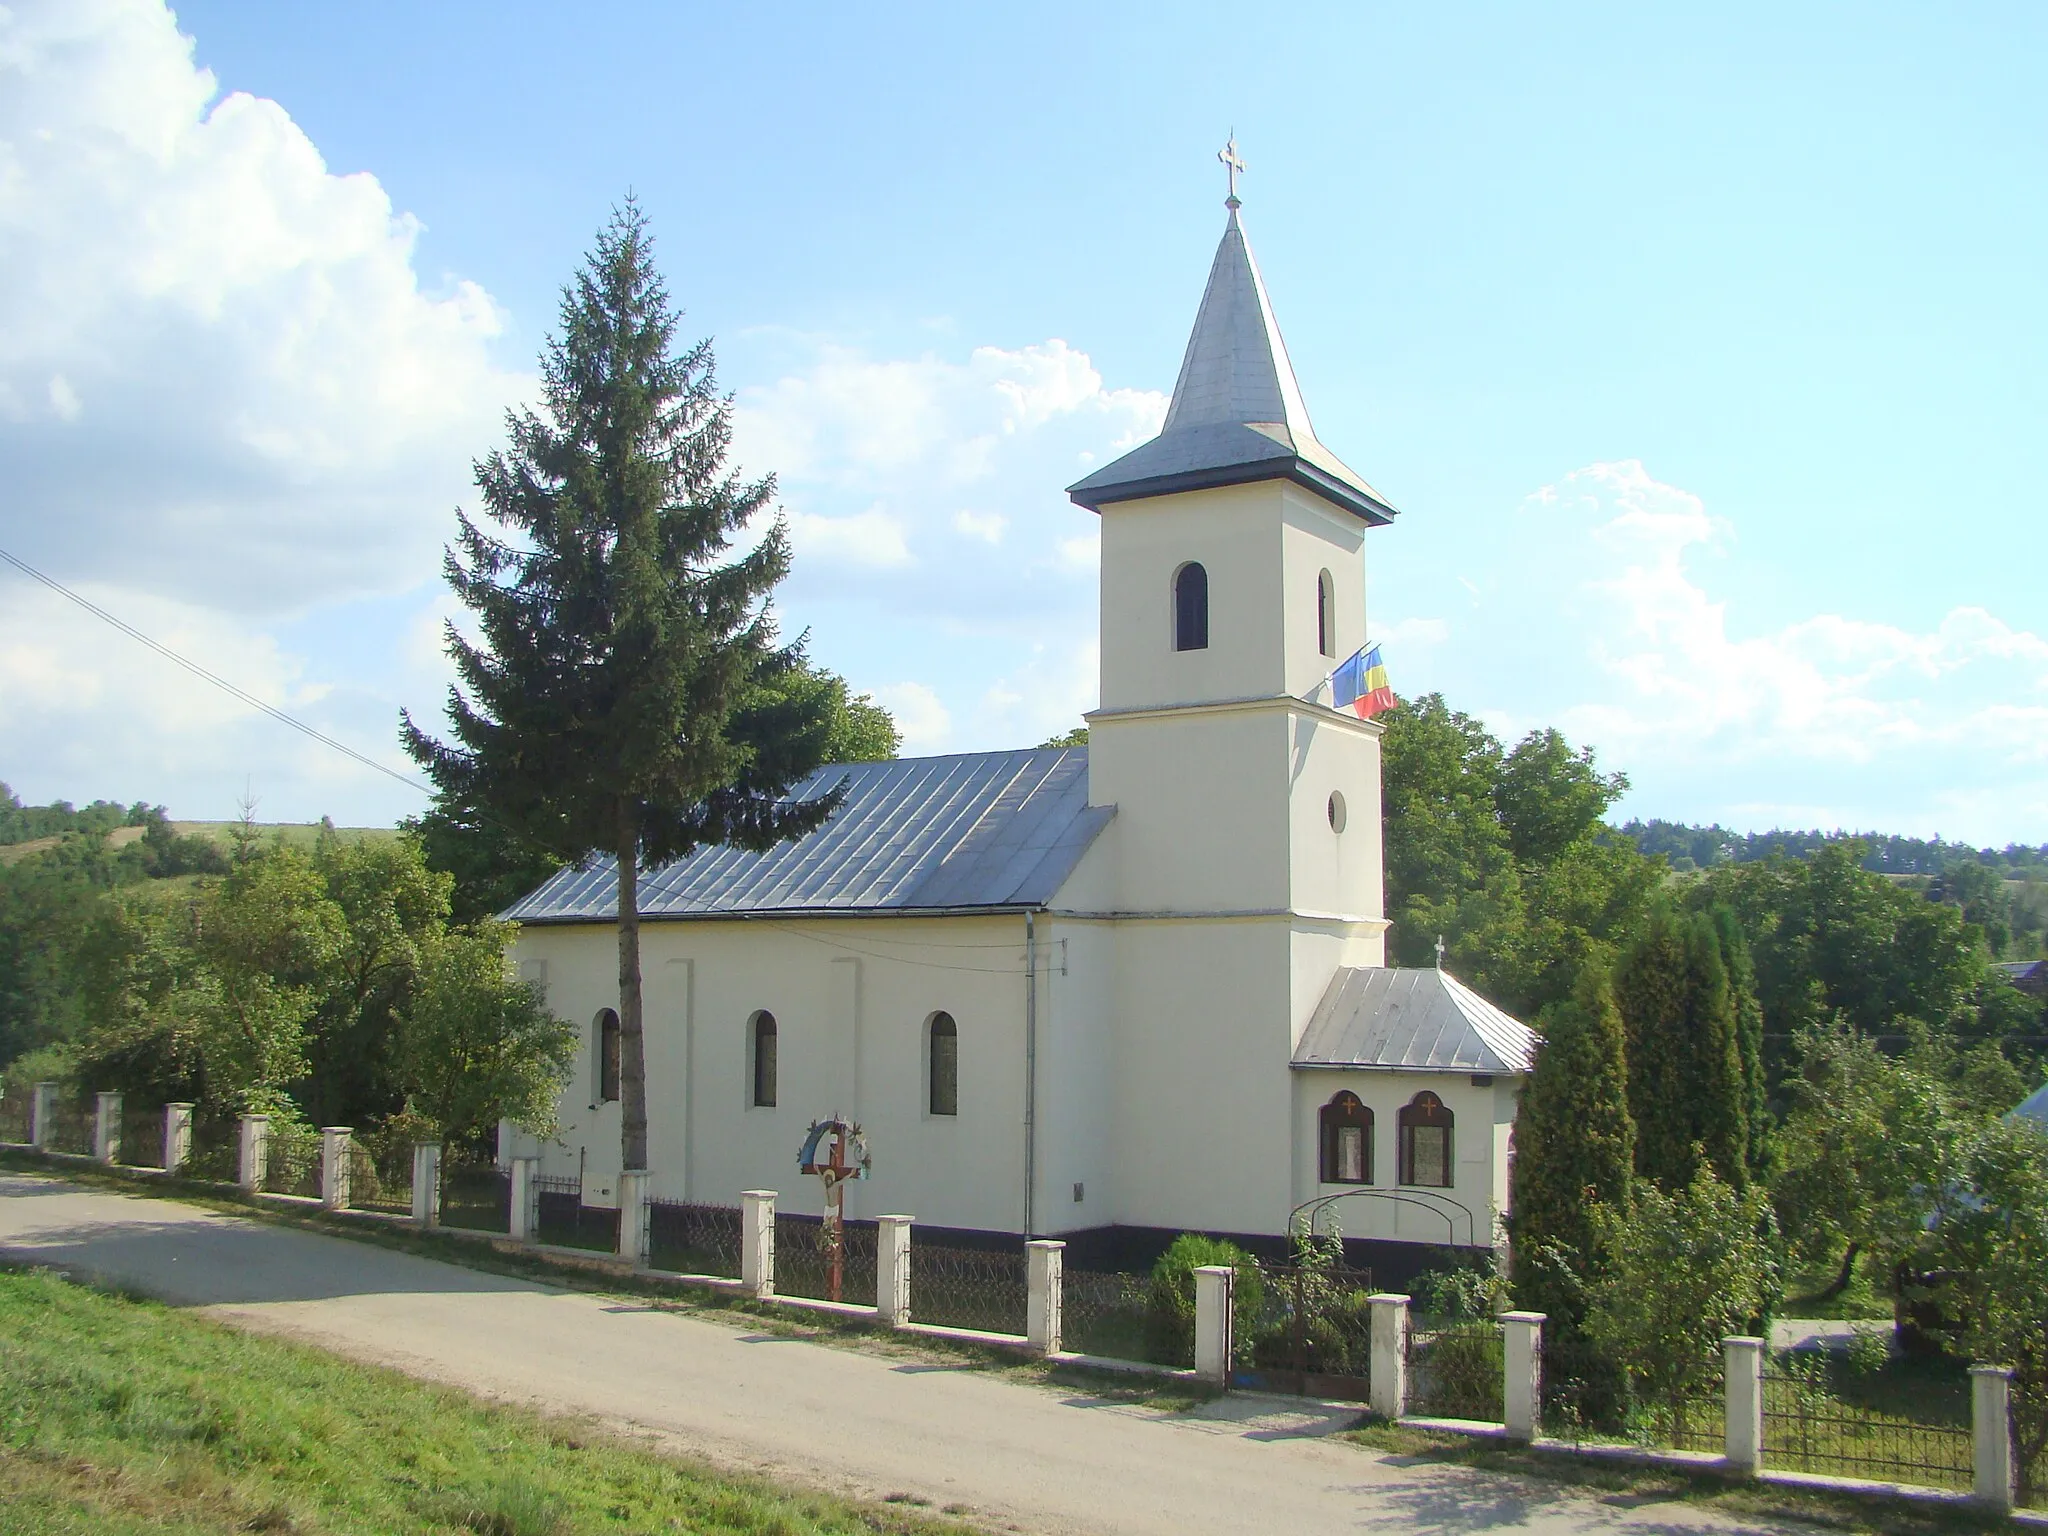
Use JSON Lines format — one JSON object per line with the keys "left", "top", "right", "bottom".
{"left": 1293, "top": 967, "right": 1540, "bottom": 1075}
{"left": 503, "top": 747, "right": 1111, "bottom": 923}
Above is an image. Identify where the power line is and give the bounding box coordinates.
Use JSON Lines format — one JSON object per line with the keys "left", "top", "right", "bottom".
{"left": 0, "top": 544, "right": 432, "bottom": 800}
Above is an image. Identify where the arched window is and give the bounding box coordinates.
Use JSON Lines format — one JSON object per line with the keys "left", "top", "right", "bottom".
{"left": 1399, "top": 1091, "right": 1455, "bottom": 1187}
{"left": 749, "top": 1010, "right": 777, "bottom": 1108}
{"left": 1319, "top": 1090, "right": 1373, "bottom": 1184}
{"left": 928, "top": 1011, "right": 958, "bottom": 1117}
{"left": 595, "top": 1009, "right": 621, "bottom": 1104}
{"left": 1317, "top": 569, "right": 1336, "bottom": 657}
{"left": 1173, "top": 562, "right": 1209, "bottom": 652}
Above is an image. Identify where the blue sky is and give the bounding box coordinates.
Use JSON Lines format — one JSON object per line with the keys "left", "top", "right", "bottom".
{"left": 2, "top": 1, "right": 2044, "bottom": 842}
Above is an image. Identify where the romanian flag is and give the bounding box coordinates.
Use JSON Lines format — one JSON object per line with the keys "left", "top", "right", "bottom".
{"left": 1331, "top": 643, "right": 1395, "bottom": 720}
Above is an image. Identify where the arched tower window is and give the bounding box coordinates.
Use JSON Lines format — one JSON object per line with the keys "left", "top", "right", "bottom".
{"left": 1319, "top": 1090, "right": 1373, "bottom": 1184}
{"left": 595, "top": 1008, "right": 621, "bottom": 1104}
{"left": 1173, "top": 562, "right": 1209, "bottom": 652}
{"left": 1317, "top": 569, "right": 1336, "bottom": 657}
{"left": 928, "top": 1011, "right": 958, "bottom": 1117}
{"left": 1399, "top": 1091, "right": 1454, "bottom": 1187}
{"left": 749, "top": 1010, "right": 778, "bottom": 1108}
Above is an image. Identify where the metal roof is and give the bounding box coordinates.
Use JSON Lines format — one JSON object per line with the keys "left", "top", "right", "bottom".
{"left": 2013, "top": 1082, "right": 2048, "bottom": 1130}
{"left": 1293, "top": 967, "right": 1539, "bottom": 1075}
{"left": 503, "top": 747, "right": 1112, "bottom": 924}
{"left": 1068, "top": 208, "right": 1398, "bottom": 526}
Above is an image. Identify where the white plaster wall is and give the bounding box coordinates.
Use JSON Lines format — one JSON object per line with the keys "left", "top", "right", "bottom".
{"left": 1086, "top": 707, "right": 1291, "bottom": 912}
{"left": 1035, "top": 916, "right": 1116, "bottom": 1234}
{"left": 1285, "top": 708, "right": 1386, "bottom": 922}
{"left": 511, "top": 915, "right": 1039, "bottom": 1233}
{"left": 1098, "top": 482, "right": 1288, "bottom": 711}
{"left": 1104, "top": 918, "right": 1297, "bottom": 1235}
{"left": 1289, "top": 1069, "right": 1517, "bottom": 1250}
{"left": 1278, "top": 486, "right": 1370, "bottom": 700}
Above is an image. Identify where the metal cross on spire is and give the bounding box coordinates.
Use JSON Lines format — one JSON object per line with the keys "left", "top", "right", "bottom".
{"left": 1218, "top": 135, "right": 1245, "bottom": 209}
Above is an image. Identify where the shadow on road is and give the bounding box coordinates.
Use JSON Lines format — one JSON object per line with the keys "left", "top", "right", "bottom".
{"left": 0, "top": 1174, "right": 544, "bottom": 1308}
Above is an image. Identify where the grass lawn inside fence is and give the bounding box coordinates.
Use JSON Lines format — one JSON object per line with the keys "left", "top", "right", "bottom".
{"left": 0, "top": 1264, "right": 976, "bottom": 1536}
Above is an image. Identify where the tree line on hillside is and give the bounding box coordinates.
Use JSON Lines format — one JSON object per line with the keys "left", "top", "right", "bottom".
{"left": 1623, "top": 816, "right": 2048, "bottom": 880}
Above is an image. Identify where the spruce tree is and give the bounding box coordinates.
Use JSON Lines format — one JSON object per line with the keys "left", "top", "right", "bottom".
{"left": 1614, "top": 905, "right": 1749, "bottom": 1190}
{"left": 1509, "top": 966, "right": 1636, "bottom": 1322}
{"left": 1705, "top": 903, "right": 1769, "bottom": 1179}
{"left": 403, "top": 202, "right": 839, "bottom": 1171}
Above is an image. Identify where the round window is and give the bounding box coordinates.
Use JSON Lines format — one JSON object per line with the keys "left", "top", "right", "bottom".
{"left": 1327, "top": 790, "right": 1347, "bottom": 832}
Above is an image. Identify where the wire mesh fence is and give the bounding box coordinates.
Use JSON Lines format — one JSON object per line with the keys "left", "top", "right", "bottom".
{"left": 1062, "top": 1268, "right": 1179, "bottom": 1367}
{"left": 773, "top": 1214, "right": 877, "bottom": 1306}
{"left": 120, "top": 1109, "right": 165, "bottom": 1170}
{"left": 439, "top": 1160, "right": 511, "bottom": 1233}
{"left": 185, "top": 1117, "right": 237, "bottom": 1182}
{"left": 909, "top": 1241, "right": 1027, "bottom": 1335}
{"left": 41, "top": 1096, "right": 93, "bottom": 1157}
{"left": 347, "top": 1133, "right": 415, "bottom": 1215}
{"left": 1242, "top": 1262, "right": 1376, "bottom": 1398}
{"left": 645, "top": 1198, "right": 742, "bottom": 1278}
{"left": 2022, "top": 1385, "right": 2045, "bottom": 1511}
{"left": 263, "top": 1127, "right": 324, "bottom": 1200}
{"left": 1760, "top": 1352, "right": 1972, "bottom": 1491}
{"left": 533, "top": 1175, "right": 619, "bottom": 1252}
{"left": 1405, "top": 1316, "right": 1505, "bottom": 1421}
{"left": 0, "top": 1085, "right": 29, "bottom": 1144}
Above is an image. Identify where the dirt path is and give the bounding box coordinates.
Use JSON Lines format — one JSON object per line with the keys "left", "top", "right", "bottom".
{"left": 0, "top": 1173, "right": 1805, "bottom": 1535}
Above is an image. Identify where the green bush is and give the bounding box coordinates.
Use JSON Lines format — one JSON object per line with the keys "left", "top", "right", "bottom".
{"left": 1145, "top": 1233, "right": 1265, "bottom": 1365}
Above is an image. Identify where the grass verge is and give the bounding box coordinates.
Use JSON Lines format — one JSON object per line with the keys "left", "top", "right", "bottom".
{"left": 1343, "top": 1420, "right": 2018, "bottom": 1536}
{"left": 0, "top": 1263, "right": 975, "bottom": 1536}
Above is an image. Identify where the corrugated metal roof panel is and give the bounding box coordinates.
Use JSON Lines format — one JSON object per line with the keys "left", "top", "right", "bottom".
{"left": 503, "top": 747, "right": 1110, "bottom": 923}
{"left": 1293, "top": 967, "right": 1539, "bottom": 1075}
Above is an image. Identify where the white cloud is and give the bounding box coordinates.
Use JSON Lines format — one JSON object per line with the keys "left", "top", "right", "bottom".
{"left": 951, "top": 509, "right": 1008, "bottom": 544}
{"left": 0, "top": 0, "right": 526, "bottom": 615}
{"left": 871, "top": 682, "right": 952, "bottom": 753}
{"left": 788, "top": 506, "right": 913, "bottom": 569}
{"left": 727, "top": 333, "right": 1159, "bottom": 756}
{"left": 1377, "top": 459, "right": 2048, "bottom": 840}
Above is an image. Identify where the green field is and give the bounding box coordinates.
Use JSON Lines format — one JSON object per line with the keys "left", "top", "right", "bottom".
{"left": 0, "top": 1266, "right": 970, "bottom": 1536}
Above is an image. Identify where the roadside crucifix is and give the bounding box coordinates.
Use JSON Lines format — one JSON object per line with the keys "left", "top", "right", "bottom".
{"left": 798, "top": 1116, "right": 871, "bottom": 1302}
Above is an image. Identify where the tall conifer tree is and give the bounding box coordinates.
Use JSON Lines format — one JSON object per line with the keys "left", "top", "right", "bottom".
{"left": 1614, "top": 905, "right": 1749, "bottom": 1190}
{"left": 1509, "top": 966, "right": 1635, "bottom": 1323}
{"left": 404, "top": 202, "right": 839, "bottom": 1170}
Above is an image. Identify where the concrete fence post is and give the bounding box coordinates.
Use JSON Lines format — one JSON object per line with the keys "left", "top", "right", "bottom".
{"left": 741, "top": 1190, "right": 776, "bottom": 1298}
{"left": 319, "top": 1126, "right": 352, "bottom": 1209}
{"left": 1193, "top": 1265, "right": 1235, "bottom": 1388}
{"left": 877, "top": 1215, "right": 913, "bottom": 1326}
{"left": 30, "top": 1082, "right": 58, "bottom": 1150}
{"left": 411, "top": 1142, "right": 442, "bottom": 1228}
{"left": 94, "top": 1092, "right": 122, "bottom": 1164}
{"left": 1723, "top": 1337, "right": 1765, "bottom": 1475}
{"left": 1369, "top": 1294, "right": 1411, "bottom": 1420}
{"left": 616, "top": 1169, "right": 649, "bottom": 1266}
{"left": 496, "top": 1117, "right": 515, "bottom": 1170}
{"left": 1970, "top": 1365, "right": 2015, "bottom": 1514}
{"left": 238, "top": 1114, "right": 269, "bottom": 1192}
{"left": 1502, "top": 1311, "right": 1545, "bottom": 1440}
{"left": 1027, "top": 1239, "right": 1065, "bottom": 1355}
{"left": 508, "top": 1156, "right": 539, "bottom": 1242}
{"left": 164, "top": 1103, "right": 194, "bottom": 1175}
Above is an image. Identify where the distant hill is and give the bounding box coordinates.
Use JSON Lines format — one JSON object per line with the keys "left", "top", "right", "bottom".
{"left": 1616, "top": 819, "right": 2048, "bottom": 877}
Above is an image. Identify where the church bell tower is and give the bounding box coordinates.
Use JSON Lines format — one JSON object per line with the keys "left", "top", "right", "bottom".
{"left": 1067, "top": 147, "right": 1397, "bottom": 949}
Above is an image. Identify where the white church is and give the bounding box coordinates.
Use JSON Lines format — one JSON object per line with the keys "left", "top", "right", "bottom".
{"left": 505, "top": 178, "right": 1538, "bottom": 1269}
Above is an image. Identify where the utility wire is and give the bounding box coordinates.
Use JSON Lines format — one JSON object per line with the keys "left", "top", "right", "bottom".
{"left": 0, "top": 544, "right": 432, "bottom": 799}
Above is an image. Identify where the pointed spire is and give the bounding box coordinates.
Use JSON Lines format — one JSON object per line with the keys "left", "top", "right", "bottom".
{"left": 1160, "top": 206, "right": 1314, "bottom": 439}
{"left": 1068, "top": 179, "right": 1397, "bottom": 526}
